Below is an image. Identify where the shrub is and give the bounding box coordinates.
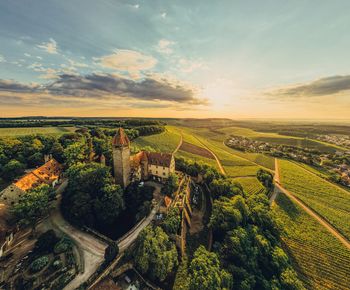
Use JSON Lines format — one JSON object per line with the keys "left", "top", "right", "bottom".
{"left": 30, "top": 255, "right": 49, "bottom": 273}
{"left": 54, "top": 237, "right": 72, "bottom": 254}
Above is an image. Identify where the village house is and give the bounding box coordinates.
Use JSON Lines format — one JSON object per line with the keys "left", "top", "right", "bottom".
{"left": 0, "top": 158, "right": 63, "bottom": 206}
{"left": 112, "top": 127, "right": 175, "bottom": 187}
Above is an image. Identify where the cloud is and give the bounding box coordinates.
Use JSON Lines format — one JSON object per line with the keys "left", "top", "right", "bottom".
{"left": 24, "top": 53, "right": 31, "bottom": 57}
{"left": 178, "top": 58, "right": 205, "bottom": 73}
{"left": 37, "top": 38, "right": 58, "bottom": 54}
{"left": 98, "top": 49, "right": 157, "bottom": 77}
{"left": 0, "top": 79, "right": 40, "bottom": 92}
{"left": 68, "top": 59, "right": 88, "bottom": 68}
{"left": 161, "top": 12, "right": 167, "bottom": 19}
{"left": 131, "top": 4, "right": 139, "bottom": 9}
{"left": 0, "top": 54, "right": 5, "bottom": 62}
{"left": 265, "top": 75, "right": 350, "bottom": 99}
{"left": 0, "top": 73, "right": 207, "bottom": 105}
{"left": 156, "top": 39, "right": 175, "bottom": 54}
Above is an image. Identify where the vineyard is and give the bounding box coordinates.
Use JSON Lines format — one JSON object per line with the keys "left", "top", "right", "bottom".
{"left": 273, "top": 193, "right": 350, "bottom": 290}
{"left": 279, "top": 159, "right": 350, "bottom": 240}
{"left": 175, "top": 150, "right": 218, "bottom": 168}
{"left": 133, "top": 128, "right": 181, "bottom": 153}
{"left": 0, "top": 126, "right": 76, "bottom": 136}
{"left": 233, "top": 177, "right": 266, "bottom": 195}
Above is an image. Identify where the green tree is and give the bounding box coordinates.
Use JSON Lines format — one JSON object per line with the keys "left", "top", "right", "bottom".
{"left": 162, "top": 207, "right": 181, "bottom": 235}
{"left": 2, "top": 159, "right": 25, "bottom": 181}
{"left": 64, "top": 142, "right": 87, "bottom": 166}
{"left": 188, "top": 246, "right": 233, "bottom": 290}
{"left": 12, "top": 184, "right": 52, "bottom": 233}
{"left": 161, "top": 173, "right": 179, "bottom": 197}
{"left": 134, "top": 226, "right": 178, "bottom": 282}
{"left": 280, "top": 268, "right": 305, "bottom": 290}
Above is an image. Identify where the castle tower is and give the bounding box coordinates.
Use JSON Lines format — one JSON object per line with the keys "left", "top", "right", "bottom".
{"left": 112, "top": 127, "right": 131, "bottom": 188}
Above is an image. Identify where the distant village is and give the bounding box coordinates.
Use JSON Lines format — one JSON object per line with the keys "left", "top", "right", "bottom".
{"left": 225, "top": 135, "right": 350, "bottom": 187}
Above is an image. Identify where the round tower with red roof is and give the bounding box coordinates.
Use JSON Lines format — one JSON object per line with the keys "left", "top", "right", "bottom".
{"left": 112, "top": 127, "right": 131, "bottom": 188}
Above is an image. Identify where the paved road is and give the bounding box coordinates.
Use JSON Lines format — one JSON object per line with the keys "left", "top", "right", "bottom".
{"left": 118, "top": 183, "right": 161, "bottom": 251}
{"left": 274, "top": 159, "right": 350, "bottom": 250}
{"left": 40, "top": 180, "right": 107, "bottom": 290}
{"left": 88, "top": 182, "right": 162, "bottom": 289}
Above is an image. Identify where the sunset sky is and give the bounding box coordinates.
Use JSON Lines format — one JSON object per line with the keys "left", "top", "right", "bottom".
{"left": 0, "top": 0, "right": 350, "bottom": 119}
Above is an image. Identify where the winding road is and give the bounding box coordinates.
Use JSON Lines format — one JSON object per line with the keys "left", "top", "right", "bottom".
{"left": 274, "top": 158, "right": 350, "bottom": 250}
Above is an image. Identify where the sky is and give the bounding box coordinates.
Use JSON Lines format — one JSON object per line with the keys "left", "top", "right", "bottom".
{"left": 0, "top": 0, "right": 350, "bottom": 119}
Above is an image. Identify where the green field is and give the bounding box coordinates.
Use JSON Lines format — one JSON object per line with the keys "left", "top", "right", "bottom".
{"left": 279, "top": 159, "right": 350, "bottom": 240}
{"left": 233, "top": 177, "right": 266, "bottom": 195}
{"left": 133, "top": 127, "right": 181, "bottom": 153}
{"left": 273, "top": 193, "right": 350, "bottom": 290}
{"left": 0, "top": 126, "right": 76, "bottom": 136}
{"left": 175, "top": 150, "right": 218, "bottom": 168}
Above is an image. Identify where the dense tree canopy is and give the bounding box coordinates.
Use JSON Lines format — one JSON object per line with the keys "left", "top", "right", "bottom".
{"left": 62, "top": 162, "right": 124, "bottom": 228}
{"left": 188, "top": 246, "right": 232, "bottom": 290}
{"left": 134, "top": 226, "right": 178, "bottom": 282}
{"left": 12, "top": 184, "right": 53, "bottom": 231}
{"left": 161, "top": 207, "right": 181, "bottom": 235}
{"left": 161, "top": 173, "right": 179, "bottom": 197}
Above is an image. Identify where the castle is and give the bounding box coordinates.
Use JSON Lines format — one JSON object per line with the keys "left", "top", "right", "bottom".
{"left": 112, "top": 127, "right": 175, "bottom": 187}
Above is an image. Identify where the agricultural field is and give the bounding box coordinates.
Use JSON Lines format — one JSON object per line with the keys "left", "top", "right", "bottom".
{"left": 279, "top": 159, "right": 350, "bottom": 240}
{"left": 182, "top": 127, "right": 275, "bottom": 171}
{"left": 133, "top": 128, "right": 181, "bottom": 153}
{"left": 273, "top": 193, "right": 350, "bottom": 290}
{"left": 0, "top": 126, "right": 76, "bottom": 136}
{"left": 179, "top": 141, "right": 214, "bottom": 159}
{"left": 233, "top": 177, "right": 266, "bottom": 195}
{"left": 175, "top": 150, "right": 218, "bottom": 168}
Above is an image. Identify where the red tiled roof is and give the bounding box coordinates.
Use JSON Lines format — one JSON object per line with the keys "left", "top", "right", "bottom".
{"left": 164, "top": 196, "right": 172, "bottom": 207}
{"left": 112, "top": 127, "right": 130, "bottom": 147}
{"left": 147, "top": 152, "right": 173, "bottom": 167}
{"left": 14, "top": 158, "right": 62, "bottom": 192}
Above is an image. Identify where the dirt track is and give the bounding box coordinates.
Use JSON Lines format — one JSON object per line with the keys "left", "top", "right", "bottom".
{"left": 179, "top": 141, "right": 215, "bottom": 159}
{"left": 192, "top": 135, "right": 226, "bottom": 175}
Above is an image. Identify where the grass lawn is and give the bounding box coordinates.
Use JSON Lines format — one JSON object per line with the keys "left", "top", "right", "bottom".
{"left": 279, "top": 159, "right": 350, "bottom": 240}
{"left": 273, "top": 193, "right": 350, "bottom": 290}
{"left": 0, "top": 127, "right": 76, "bottom": 136}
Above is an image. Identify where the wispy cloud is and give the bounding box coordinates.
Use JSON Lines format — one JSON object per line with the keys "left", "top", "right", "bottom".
{"left": 265, "top": 75, "right": 350, "bottom": 99}
{"left": 98, "top": 49, "right": 157, "bottom": 78}
{"left": 37, "top": 38, "right": 58, "bottom": 54}
{"left": 156, "top": 39, "right": 175, "bottom": 55}
{"left": 0, "top": 54, "right": 5, "bottom": 62}
{"left": 161, "top": 12, "right": 167, "bottom": 19}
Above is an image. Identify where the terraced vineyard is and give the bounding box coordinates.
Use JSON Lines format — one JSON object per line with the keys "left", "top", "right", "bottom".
{"left": 279, "top": 159, "right": 350, "bottom": 240}
{"left": 175, "top": 150, "right": 218, "bottom": 168}
{"left": 273, "top": 193, "right": 350, "bottom": 290}
{"left": 0, "top": 126, "right": 76, "bottom": 136}
{"left": 233, "top": 177, "right": 266, "bottom": 195}
{"left": 133, "top": 128, "right": 181, "bottom": 153}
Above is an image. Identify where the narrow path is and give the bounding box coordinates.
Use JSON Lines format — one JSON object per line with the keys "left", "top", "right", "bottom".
{"left": 173, "top": 132, "right": 183, "bottom": 154}
{"left": 192, "top": 135, "right": 226, "bottom": 175}
{"left": 269, "top": 158, "right": 280, "bottom": 205}
{"left": 274, "top": 158, "right": 350, "bottom": 250}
